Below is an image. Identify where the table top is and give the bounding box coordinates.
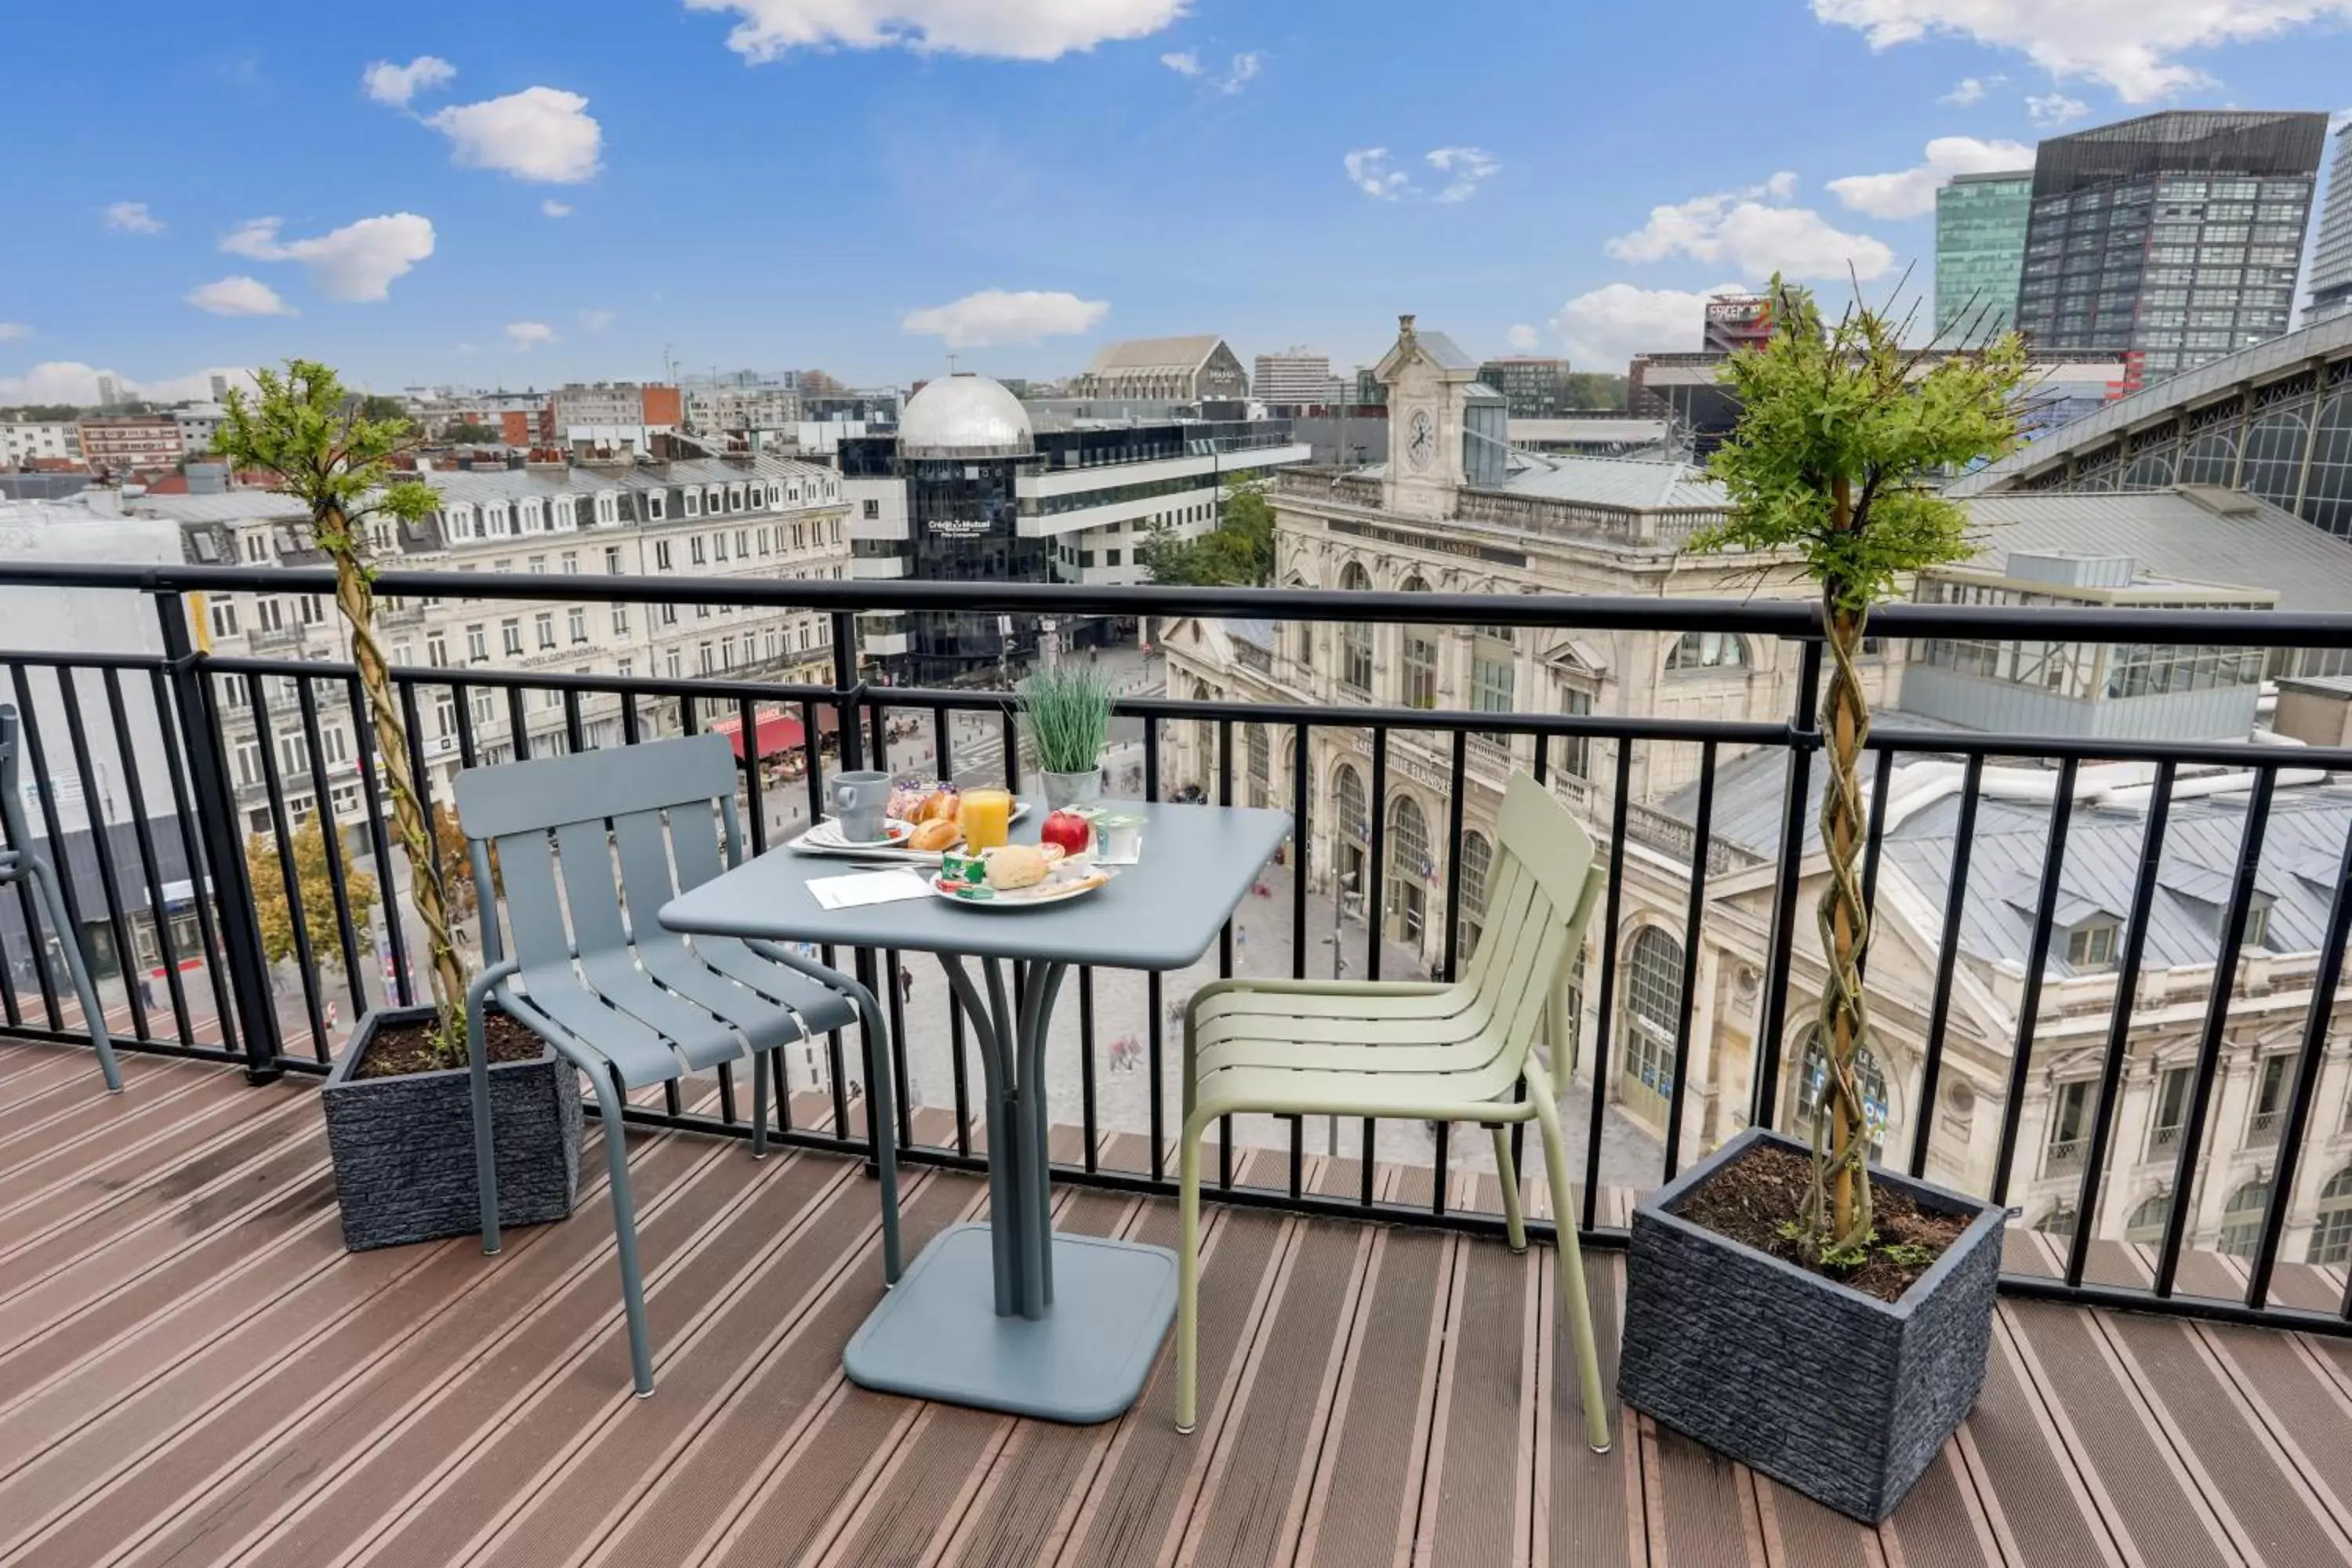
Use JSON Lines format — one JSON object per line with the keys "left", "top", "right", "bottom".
{"left": 659, "top": 800, "right": 1293, "bottom": 971}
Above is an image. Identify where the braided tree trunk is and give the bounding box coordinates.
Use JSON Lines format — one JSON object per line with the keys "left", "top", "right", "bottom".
{"left": 323, "top": 506, "right": 468, "bottom": 1054}
{"left": 1808, "top": 481, "right": 1876, "bottom": 1258}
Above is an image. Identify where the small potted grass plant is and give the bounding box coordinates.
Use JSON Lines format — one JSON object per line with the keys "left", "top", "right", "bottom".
{"left": 1016, "top": 666, "right": 1115, "bottom": 811}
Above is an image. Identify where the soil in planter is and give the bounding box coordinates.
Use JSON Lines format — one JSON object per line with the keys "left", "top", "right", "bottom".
{"left": 354, "top": 1011, "right": 543, "bottom": 1080}
{"left": 1671, "top": 1142, "right": 1968, "bottom": 1303}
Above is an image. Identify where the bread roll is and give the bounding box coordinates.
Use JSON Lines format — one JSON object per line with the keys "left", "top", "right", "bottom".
{"left": 909, "top": 818, "right": 960, "bottom": 852}
{"left": 985, "top": 844, "right": 1051, "bottom": 890}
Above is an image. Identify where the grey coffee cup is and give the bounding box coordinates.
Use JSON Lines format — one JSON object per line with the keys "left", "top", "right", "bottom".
{"left": 830, "top": 771, "right": 893, "bottom": 843}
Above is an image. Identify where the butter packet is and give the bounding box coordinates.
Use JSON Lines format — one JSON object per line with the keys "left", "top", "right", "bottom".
{"left": 938, "top": 849, "right": 987, "bottom": 888}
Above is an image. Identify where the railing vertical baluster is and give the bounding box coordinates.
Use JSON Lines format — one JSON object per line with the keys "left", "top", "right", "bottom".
{"left": 737, "top": 696, "right": 768, "bottom": 856}
{"left": 1855, "top": 747, "right": 1895, "bottom": 982}
{"left": 451, "top": 681, "right": 480, "bottom": 769}
{"left": 1145, "top": 714, "right": 1165, "bottom": 1183}
{"left": 562, "top": 688, "right": 586, "bottom": 755}
{"left": 7, "top": 667, "right": 78, "bottom": 1032}
{"left": 1215, "top": 715, "right": 1235, "bottom": 1189}
{"left": 103, "top": 670, "right": 195, "bottom": 1047}
{"left": 150, "top": 662, "right": 244, "bottom": 1061}
{"left": 1367, "top": 727, "right": 1389, "bottom": 1209}
{"left": 398, "top": 677, "right": 448, "bottom": 1029}
{"left": 935, "top": 702, "right": 971, "bottom": 1158}
{"left": 346, "top": 674, "right": 412, "bottom": 1008}
{"left": 829, "top": 615, "right": 882, "bottom": 1167}
{"left": 245, "top": 677, "right": 331, "bottom": 1062}
{"left": 1661, "top": 740, "right": 1717, "bottom": 1181}
{"left": 56, "top": 672, "right": 149, "bottom": 1042}
{"left": 1909, "top": 753, "right": 1985, "bottom": 1178}
{"left": 506, "top": 685, "right": 532, "bottom": 763}
{"left": 1991, "top": 757, "right": 2082, "bottom": 1208}
{"left": 0, "top": 669, "right": 57, "bottom": 1029}
{"left": 2249, "top": 814, "right": 2352, "bottom": 1311}
{"left": 2067, "top": 760, "right": 2176, "bottom": 1287}
{"left": 620, "top": 690, "right": 641, "bottom": 746}
{"left": 294, "top": 678, "right": 370, "bottom": 1021}
{"left": 1581, "top": 738, "right": 1635, "bottom": 1232}
{"left": 1750, "top": 637, "right": 1822, "bottom": 1131}
{"left": 2154, "top": 766, "right": 2278, "bottom": 1298}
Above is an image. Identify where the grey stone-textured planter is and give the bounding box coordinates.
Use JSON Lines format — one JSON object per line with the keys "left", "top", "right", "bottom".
{"left": 321, "top": 1004, "right": 583, "bottom": 1252}
{"left": 1617, "top": 1127, "right": 2005, "bottom": 1523}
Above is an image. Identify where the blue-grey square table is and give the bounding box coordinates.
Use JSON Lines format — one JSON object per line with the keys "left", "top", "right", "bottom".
{"left": 659, "top": 799, "right": 1291, "bottom": 1422}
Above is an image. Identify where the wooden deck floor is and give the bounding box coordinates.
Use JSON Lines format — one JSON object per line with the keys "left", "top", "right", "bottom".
{"left": 8, "top": 1041, "right": 2352, "bottom": 1567}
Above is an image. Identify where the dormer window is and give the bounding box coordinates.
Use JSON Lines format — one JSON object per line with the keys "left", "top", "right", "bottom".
{"left": 2065, "top": 920, "right": 2118, "bottom": 971}
{"left": 683, "top": 491, "right": 700, "bottom": 517}
{"left": 2242, "top": 895, "right": 2274, "bottom": 950}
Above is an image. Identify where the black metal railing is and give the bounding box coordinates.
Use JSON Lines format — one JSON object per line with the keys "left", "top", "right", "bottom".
{"left": 2, "top": 561, "right": 2350, "bottom": 1343}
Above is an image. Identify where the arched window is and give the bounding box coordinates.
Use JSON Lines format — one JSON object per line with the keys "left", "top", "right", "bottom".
{"left": 2310, "top": 1167, "right": 2352, "bottom": 1265}
{"left": 2122, "top": 452, "right": 2176, "bottom": 489}
{"left": 1665, "top": 631, "right": 1748, "bottom": 673}
{"left": 2303, "top": 393, "right": 2352, "bottom": 539}
{"left": 1401, "top": 576, "right": 1439, "bottom": 710}
{"left": 1457, "top": 831, "right": 1494, "bottom": 961}
{"left": 2125, "top": 1192, "right": 2172, "bottom": 1244}
{"left": 1339, "top": 563, "right": 1374, "bottom": 695}
{"left": 1334, "top": 763, "right": 1367, "bottom": 847}
{"left": 1246, "top": 725, "right": 1271, "bottom": 808}
{"left": 1622, "top": 927, "right": 1685, "bottom": 1105}
{"left": 2219, "top": 1179, "right": 2271, "bottom": 1258}
{"left": 1791, "top": 1028, "right": 1890, "bottom": 1158}
{"left": 2178, "top": 429, "right": 2238, "bottom": 487}
{"left": 1388, "top": 795, "right": 1430, "bottom": 944}
{"left": 2241, "top": 409, "right": 2310, "bottom": 510}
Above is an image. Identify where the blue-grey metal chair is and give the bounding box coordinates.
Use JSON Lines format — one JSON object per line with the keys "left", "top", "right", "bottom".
{"left": 453, "top": 733, "right": 902, "bottom": 1396}
{"left": 0, "top": 706, "right": 120, "bottom": 1093}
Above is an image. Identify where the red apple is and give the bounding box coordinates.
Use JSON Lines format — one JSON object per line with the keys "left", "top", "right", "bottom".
{"left": 1039, "top": 810, "right": 1092, "bottom": 858}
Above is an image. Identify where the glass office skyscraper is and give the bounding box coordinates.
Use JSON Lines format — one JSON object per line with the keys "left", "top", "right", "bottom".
{"left": 1935, "top": 172, "right": 2033, "bottom": 343}
{"left": 2305, "top": 123, "right": 2352, "bottom": 327}
{"left": 2014, "top": 110, "right": 2329, "bottom": 381}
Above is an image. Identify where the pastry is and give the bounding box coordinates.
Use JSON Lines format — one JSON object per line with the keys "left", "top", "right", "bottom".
{"left": 984, "top": 844, "right": 1051, "bottom": 890}
{"left": 909, "top": 818, "right": 960, "bottom": 852}
{"left": 916, "top": 788, "right": 962, "bottom": 825}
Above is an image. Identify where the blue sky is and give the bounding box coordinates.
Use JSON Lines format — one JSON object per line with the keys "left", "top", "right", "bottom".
{"left": 2, "top": 1, "right": 2347, "bottom": 402}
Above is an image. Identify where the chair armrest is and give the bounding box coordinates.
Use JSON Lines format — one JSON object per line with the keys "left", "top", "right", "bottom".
{"left": 1191, "top": 976, "right": 1455, "bottom": 1004}
{"left": 741, "top": 938, "right": 886, "bottom": 1025}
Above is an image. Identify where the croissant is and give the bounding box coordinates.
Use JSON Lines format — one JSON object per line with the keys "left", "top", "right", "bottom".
{"left": 909, "top": 818, "right": 960, "bottom": 852}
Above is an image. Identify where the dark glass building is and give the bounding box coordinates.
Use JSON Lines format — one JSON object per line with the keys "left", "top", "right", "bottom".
{"left": 2014, "top": 110, "right": 2329, "bottom": 382}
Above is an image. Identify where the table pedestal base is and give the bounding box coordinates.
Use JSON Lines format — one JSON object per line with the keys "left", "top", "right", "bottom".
{"left": 843, "top": 1224, "right": 1176, "bottom": 1424}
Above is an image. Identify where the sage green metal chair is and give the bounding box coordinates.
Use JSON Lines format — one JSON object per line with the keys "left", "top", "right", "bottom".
{"left": 0, "top": 706, "right": 120, "bottom": 1093}
{"left": 1174, "top": 771, "right": 1611, "bottom": 1452}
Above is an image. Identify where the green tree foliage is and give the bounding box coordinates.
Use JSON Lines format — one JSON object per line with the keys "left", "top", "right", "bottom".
{"left": 1137, "top": 474, "right": 1277, "bottom": 587}
{"left": 354, "top": 394, "right": 409, "bottom": 424}
{"left": 1687, "top": 277, "right": 2026, "bottom": 1260}
{"left": 1561, "top": 372, "right": 1629, "bottom": 411}
{"left": 441, "top": 420, "right": 501, "bottom": 445}
{"left": 248, "top": 817, "right": 380, "bottom": 969}
{"left": 212, "top": 361, "right": 467, "bottom": 1061}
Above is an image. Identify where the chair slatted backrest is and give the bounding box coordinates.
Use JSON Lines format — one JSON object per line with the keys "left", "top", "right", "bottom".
{"left": 452, "top": 734, "right": 743, "bottom": 976}
{"left": 1449, "top": 772, "right": 1602, "bottom": 1099}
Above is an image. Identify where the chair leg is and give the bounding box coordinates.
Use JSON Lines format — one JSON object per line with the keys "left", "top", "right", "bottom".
{"left": 595, "top": 1073, "right": 656, "bottom": 1397}
{"left": 466, "top": 979, "right": 501, "bottom": 1255}
{"left": 1534, "top": 1091, "right": 1610, "bottom": 1454}
{"left": 1492, "top": 1125, "right": 1526, "bottom": 1254}
{"left": 1175, "top": 1112, "right": 1206, "bottom": 1435}
{"left": 750, "top": 1049, "right": 770, "bottom": 1160}
{"left": 28, "top": 861, "right": 119, "bottom": 1093}
{"left": 855, "top": 1004, "right": 903, "bottom": 1286}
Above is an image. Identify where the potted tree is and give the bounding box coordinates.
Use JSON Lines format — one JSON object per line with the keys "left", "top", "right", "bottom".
{"left": 1614, "top": 281, "right": 2027, "bottom": 1522}
{"left": 214, "top": 361, "right": 579, "bottom": 1252}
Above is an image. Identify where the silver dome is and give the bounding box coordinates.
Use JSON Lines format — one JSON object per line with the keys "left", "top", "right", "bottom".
{"left": 898, "top": 374, "right": 1034, "bottom": 459}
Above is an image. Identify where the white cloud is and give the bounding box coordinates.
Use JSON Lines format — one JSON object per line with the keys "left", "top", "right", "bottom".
{"left": 900, "top": 288, "right": 1109, "bottom": 348}
{"left": 1160, "top": 49, "right": 1201, "bottom": 74}
{"left": 0, "top": 361, "right": 258, "bottom": 406}
{"left": 1426, "top": 146, "right": 1499, "bottom": 203}
{"left": 1606, "top": 175, "right": 1894, "bottom": 281}
{"left": 579, "top": 307, "right": 618, "bottom": 331}
{"left": 542, "top": 199, "right": 575, "bottom": 217}
{"left": 222, "top": 213, "right": 437, "bottom": 302}
{"left": 1551, "top": 281, "right": 1750, "bottom": 369}
{"left": 424, "top": 87, "right": 602, "bottom": 183}
{"left": 2027, "top": 91, "right": 2089, "bottom": 128}
{"left": 687, "top": 0, "right": 1189, "bottom": 62}
{"left": 1939, "top": 75, "right": 1998, "bottom": 105}
{"left": 1827, "top": 136, "right": 2034, "bottom": 219}
{"left": 1344, "top": 147, "right": 1410, "bottom": 200}
{"left": 0, "top": 322, "right": 30, "bottom": 341}
{"left": 506, "top": 321, "right": 557, "bottom": 351}
{"left": 1215, "top": 51, "right": 1261, "bottom": 93}
{"left": 1811, "top": 0, "right": 2352, "bottom": 102}
{"left": 361, "top": 55, "right": 456, "bottom": 107}
{"left": 1506, "top": 323, "right": 1540, "bottom": 351}
{"left": 184, "top": 276, "right": 297, "bottom": 318}
{"left": 103, "top": 201, "right": 165, "bottom": 235}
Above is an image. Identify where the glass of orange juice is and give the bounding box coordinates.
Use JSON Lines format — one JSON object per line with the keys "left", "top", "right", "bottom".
{"left": 962, "top": 787, "right": 1013, "bottom": 851}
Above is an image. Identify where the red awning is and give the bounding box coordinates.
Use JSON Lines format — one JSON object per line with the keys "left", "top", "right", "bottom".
{"left": 709, "top": 710, "right": 807, "bottom": 760}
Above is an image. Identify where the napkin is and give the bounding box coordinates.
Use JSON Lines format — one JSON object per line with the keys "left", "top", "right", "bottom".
{"left": 808, "top": 869, "right": 932, "bottom": 910}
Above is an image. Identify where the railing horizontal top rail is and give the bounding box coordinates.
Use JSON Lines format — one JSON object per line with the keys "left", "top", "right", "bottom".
{"left": 2, "top": 561, "right": 2350, "bottom": 648}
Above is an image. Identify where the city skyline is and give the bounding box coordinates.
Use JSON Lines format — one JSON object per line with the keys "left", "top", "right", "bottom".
{"left": 2, "top": 2, "right": 2349, "bottom": 405}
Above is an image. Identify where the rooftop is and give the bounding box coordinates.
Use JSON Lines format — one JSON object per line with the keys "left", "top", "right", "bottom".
{"left": 1083, "top": 336, "right": 1230, "bottom": 374}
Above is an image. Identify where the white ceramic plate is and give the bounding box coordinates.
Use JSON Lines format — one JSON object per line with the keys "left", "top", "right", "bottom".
{"left": 791, "top": 800, "right": 1034, "bottom": 863}
{"left": 801, "top": 817, "right": 917, "bottom": 850}
{"left": 929, "top": 862, "right": 1116, "bottom": 909}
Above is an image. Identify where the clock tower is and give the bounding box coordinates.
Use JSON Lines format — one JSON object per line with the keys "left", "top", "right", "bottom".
{"left": 1375, "top": 313, "right": 1482, "bottom": 520}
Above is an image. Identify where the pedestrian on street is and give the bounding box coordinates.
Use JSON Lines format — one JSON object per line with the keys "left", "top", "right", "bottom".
{"left": 898, "top": 966, "right": 913, "bottom": 1005}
